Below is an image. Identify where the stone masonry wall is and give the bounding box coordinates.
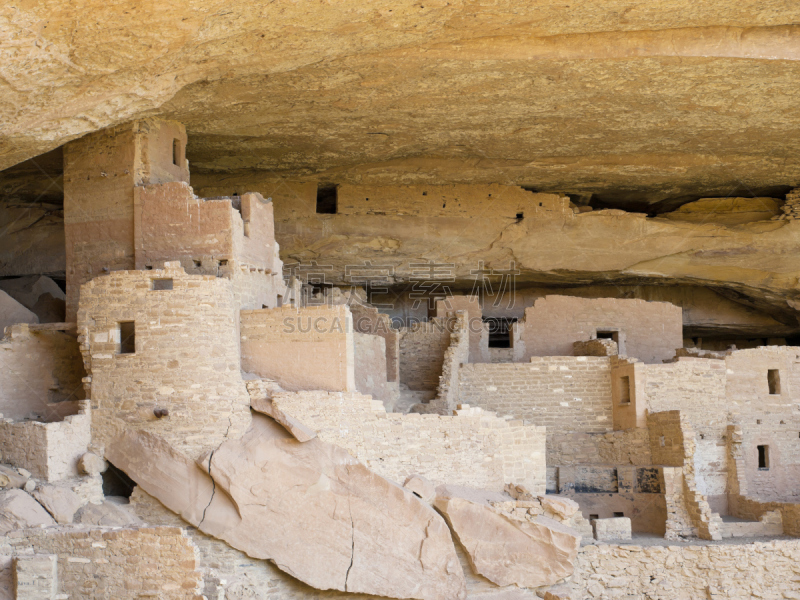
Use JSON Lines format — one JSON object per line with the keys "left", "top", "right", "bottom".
{"left": 518, "top": 295, "right": 683, "bottom": 364}
{"left": 725, "top": 347, "right": 800, "bottom": 502}
{"left": 572, "top": 540, "right": 800, "bottom": 600}
{"left": 458, "top": 357, "right": 613, "bottom": 435}
{"left": 77, "top": 263, "right": 251, "bottom": 460}
{"left": 0, "top": 324, "right": 85, "bottom": 421}
{"left": 353, "top": 332, "right": 394, "bottom": 404}
{"left": 240, "top": 305, "right": 355, "bottom": 392}
{"left": 350, "top": 303, "right": 400, "bottom": 382}
{"left": 398, "top": 318, "right": 452, "bottom": 391}
{"left": 63, "top": 119, "right": 189, "bottom": 321}
{"left": 0, "top": 526, "right": 202, "bottom": 599}
{"left": 0, "top": 401, "right": 91, "bottom": 481}
{"left": 272, "top": 389, "right": 547, "bottom": 493}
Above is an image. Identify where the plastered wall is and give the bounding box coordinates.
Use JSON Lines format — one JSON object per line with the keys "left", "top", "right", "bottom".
{"left": 240, "top": 305, "right": 356, "bottom": 393}
{"left": 77, "top": 263, "right": 251, "bottom": 459}
{"left": 272, "top": 389, "right": 547, "bottom": 493}
{"left": 517, "top": 295, "right": 683, "bottom": 364}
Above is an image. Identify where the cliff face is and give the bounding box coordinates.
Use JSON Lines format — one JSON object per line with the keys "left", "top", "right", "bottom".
{"left": 3, "top": 2, "right": 800, "bottom": 207}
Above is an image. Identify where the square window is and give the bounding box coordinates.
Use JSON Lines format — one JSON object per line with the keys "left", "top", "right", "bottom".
{"left": 316, "top": 185, "right": 337, "bottom": 214}
{"left": 152, "top": 278, "right": 173, "bottom": 291}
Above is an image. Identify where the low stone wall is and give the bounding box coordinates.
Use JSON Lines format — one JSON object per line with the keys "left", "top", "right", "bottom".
{"left": 547, "top": 428, "right": 651, "bottom": 467}
{"left": 0, "top": 401, "right": 91, "bottom": 481}
{"left": 1, "top": 526, "right": 202, "bottom": 599}
{"left": 273, "top": 389, "right": 547, "bottom": 493}
{"left": 458, "top": 357, "right": 613, "bottom": 435}
{"left": 572, "top": 540, "right": 800, "bottom": 600}
{"left": 0, "top": 324, "right": 85, "bottom": 421}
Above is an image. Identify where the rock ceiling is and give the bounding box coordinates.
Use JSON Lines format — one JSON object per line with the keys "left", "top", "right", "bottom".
{"left": 3, "top": 2, "right": 800, "bottom": 208}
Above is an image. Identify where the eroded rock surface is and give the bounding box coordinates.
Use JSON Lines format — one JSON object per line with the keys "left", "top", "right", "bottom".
{"left": 434, "top": 485, "right": 580, "bottom": 589}
{"left": 0, "top": 489, "right": 55, "bottom": 534}
{"left": 107, "top": 416, "right": 466, "bottom": 600}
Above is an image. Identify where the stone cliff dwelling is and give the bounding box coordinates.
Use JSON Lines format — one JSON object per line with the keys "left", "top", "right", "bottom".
{"left": 2, "top": 6, "right": 800, "bottom": 600}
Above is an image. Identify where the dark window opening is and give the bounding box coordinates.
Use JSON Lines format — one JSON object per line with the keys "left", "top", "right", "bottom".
{"left": 484, "top": 317, "right": 516, "bottom": 348}
{"left": 597, "top": 329, "right": 620, "bottom": 344}
{"left": 316, "top": 185, "right": 337, "bottom": 214}
{"left": 758, "top": 445, "right": 769, "bottom": 470}
{"left": 422, "top": 191, "right": 428, "bottom": 196}
{"left": 193, "top": 259, "right": 202, "bottom": 268}
{"left": 589, "top": 514, "right": 599, "bottom": 521}
{"left": 516, "top": 212, "right": 524, "bottom": 219}
{"left": 613, "top": 512, "right": 624, "bottom": 518}
{"left": 172, "top": 139, "right": 180, "bottom": 166}
{"left": 618, "top": 376, "right": 631, "bottom": 405}
{"left": 102, "top": 463, "right": 135, "bottom": 498}
{"left": 119, "top": 321, "right": 135, "bottom": 355}
{"left": 152, "top": 278, "right": 173, "bottom": 291}
{"left": 276, "top": 294, "right": 283, "bottom": 308}
{"left": 768, "top": 369, "right": 781, "bottom": 395}
{"left": 218, "top": 259, "right": 228, "bottom": 267}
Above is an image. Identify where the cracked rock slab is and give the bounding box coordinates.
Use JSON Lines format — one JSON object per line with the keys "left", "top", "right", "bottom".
{"left": 434, "top": 486, "right": 580, "bottom": 589}
{"left": 107, "top": 415, "right": 466, "bottom": 600}
{"left": 0, "top": 489, "right": 55, "bottom": 534}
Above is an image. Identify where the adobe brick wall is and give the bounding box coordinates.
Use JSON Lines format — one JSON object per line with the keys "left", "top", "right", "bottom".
{"left": 77, "top": 264, "right": 251, "bottom": 459}
{"left": 272, "top": 389, "right": 547, "bottom": 493}
{"left": 241, "top": 305, "right": 356, "bottom": 393}
{"left": 517, "top": 295, "right": 683, "bottom": 364}
{"left": 0, "top": 526, "right": 202, "bottom": 599}
{"left": 458, "top": 357, "right": 613, "bottom": 435}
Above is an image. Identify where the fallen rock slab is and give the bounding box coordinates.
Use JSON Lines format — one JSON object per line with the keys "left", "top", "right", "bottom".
{"left": 0, "top": 489, "right": 55, "bottom": 533}
{"left": 108, "top": 415, "right": 466, "bottom": 600}
{"left": 32, "top": 484, "right": 85, "bottom": 524}
{"left": 434, "top": 485, "right": 580, "bottom": 588}
{"left": 75, "top": 498, "right": 142, "bottom": 527}
{"left": 249, "top": 395, "right": 316, "bottom": 442}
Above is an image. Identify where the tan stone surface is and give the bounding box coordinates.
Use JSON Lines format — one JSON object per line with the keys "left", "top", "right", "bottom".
{"left": 77, "top": 452, "right": 106, "bottom": 476}
{"left": 31, "top": 484, "right": 84, "bottom": 524}
{"left": 248, "top": 392, "right": 316, "bottom": 443}
{"left": 434, "top": 486, "right": 580, "bottom": 588}
{"left": 0, "top": 291, "right": 37, "bottom": 335}
{"left": 7, "top": 4, "right": 800, "bottom": 205}
{"left": 0, "top": 490, "right": 54, "bottom": 534}
{"left": 108, "top": 419, "right": 467, "bottom": 600}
